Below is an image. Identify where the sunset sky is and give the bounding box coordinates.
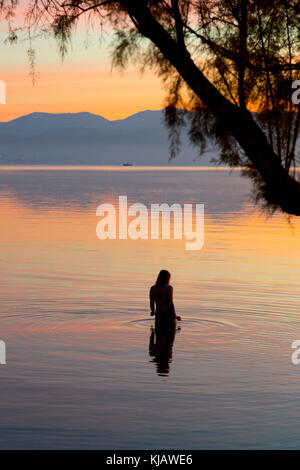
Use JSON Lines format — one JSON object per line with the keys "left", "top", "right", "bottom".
{"left": 0, "top": 20, "right": 164, "bottom": 122}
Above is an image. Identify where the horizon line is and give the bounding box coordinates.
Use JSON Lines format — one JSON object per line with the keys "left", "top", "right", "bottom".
{"left": 0, "top": 165, "right": 236, "bottom": 171}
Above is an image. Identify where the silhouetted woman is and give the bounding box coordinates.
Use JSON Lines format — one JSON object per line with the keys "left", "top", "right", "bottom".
{"left": 149, "top": 270, "right": 181, "bottom": 328}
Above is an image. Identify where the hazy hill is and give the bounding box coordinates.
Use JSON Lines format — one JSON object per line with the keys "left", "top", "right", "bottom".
{"left": 0, "top": 110, "right": 218, "bottom": 165}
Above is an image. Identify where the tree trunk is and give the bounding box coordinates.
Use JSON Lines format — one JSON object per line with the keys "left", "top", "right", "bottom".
{"left": 122, "top": 0, "right": 300, "bottom": 215}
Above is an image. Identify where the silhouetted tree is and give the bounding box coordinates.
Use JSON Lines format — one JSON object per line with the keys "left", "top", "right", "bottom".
{"left": 2, "top": 0, "right": 300, "bottom": 214}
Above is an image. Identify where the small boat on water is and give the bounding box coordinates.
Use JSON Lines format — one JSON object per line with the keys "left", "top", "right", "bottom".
{"left": 122, "top": 162, "right": 133, "bottom": 167}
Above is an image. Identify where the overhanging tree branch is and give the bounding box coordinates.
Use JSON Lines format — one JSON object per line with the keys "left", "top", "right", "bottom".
{"left": 119, "top": 0, "right": 300, "bottom": 215}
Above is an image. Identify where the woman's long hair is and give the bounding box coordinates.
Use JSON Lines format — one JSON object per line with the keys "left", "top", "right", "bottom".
{"left": 155, "top": 270, "right": 171, "bottom": 287}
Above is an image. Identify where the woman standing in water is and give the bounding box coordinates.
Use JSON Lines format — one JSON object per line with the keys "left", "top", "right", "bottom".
{"left": 150, "top": 270, "right": 181, "bottom": 326}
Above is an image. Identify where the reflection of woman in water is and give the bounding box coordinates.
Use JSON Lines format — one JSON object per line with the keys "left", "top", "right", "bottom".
{"left": 149, "top": 326, "right": 176, "bottom": 376}
{"left": 149, "top": 270, "right": 181, "bottom": 327}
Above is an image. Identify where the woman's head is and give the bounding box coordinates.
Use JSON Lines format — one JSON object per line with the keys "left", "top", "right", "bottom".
{"left": 155, "top": 269, "right": 171, "bottom": 287}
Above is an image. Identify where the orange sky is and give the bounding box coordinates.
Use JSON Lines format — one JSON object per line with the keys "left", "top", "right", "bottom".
{"left": 0, "top": 25, "right": 164, "bottom": 122}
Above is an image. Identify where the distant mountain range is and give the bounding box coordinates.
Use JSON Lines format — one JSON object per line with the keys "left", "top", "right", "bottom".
{"left": 0, "top": 110, "right": 219, "bottom": 165}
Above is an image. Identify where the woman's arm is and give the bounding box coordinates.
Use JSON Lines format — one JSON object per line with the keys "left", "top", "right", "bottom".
{"left": 168, "top": 286, "right": 181, "bottom": 320}
{"left": 149, "top": 286, "right": 155, "bottom": 316}
{"left": 168, "top": 286, "right": 176, "bottom": 318}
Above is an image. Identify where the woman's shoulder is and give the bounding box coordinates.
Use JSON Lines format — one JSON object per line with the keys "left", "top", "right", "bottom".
{"left": 163, "top": 284, "right": 173, "bottom": 292}
{"left": 150, "top": 284, "right": 172, "bottom": 290}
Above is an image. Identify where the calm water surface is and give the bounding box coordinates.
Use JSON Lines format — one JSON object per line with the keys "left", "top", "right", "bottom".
{"left": 1, "top": 167, "right": 300, "bottom": 449}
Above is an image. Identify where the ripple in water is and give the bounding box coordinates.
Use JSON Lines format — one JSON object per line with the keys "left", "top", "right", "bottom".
{"left": 125, "top": 317, "right": 239, "bottom": 336}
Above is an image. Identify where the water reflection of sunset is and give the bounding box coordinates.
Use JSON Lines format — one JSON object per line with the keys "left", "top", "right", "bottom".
{"left": 1, "top": 169, "right": 300, "bottom": 449}
{"left": 1, "top": 191, "right": 300, "bottom": 254}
